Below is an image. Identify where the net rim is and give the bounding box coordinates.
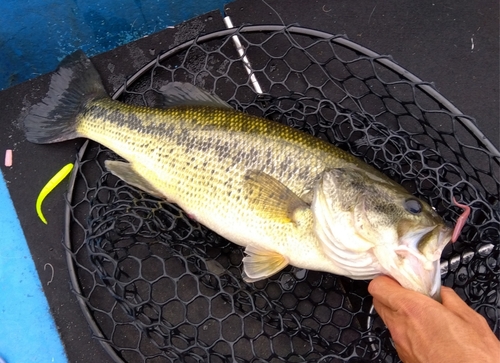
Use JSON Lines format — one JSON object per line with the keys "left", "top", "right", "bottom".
{"left": 62, "top": 24, "right": 498, "bottom": 363}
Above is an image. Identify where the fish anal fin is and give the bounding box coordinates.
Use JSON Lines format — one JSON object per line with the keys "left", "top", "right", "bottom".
{"left": 105, "top": 160, "right": 164, "bottom": 199}
{"left": 242, "top": 244, "right": 289, "bottom": 283}
{"left": 244, "top": 170, "right": 308, "bottom": 225}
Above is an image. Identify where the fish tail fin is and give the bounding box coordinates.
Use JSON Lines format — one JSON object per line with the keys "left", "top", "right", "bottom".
{"left": 23, "top": 50, "right": 108, "bottom": 144}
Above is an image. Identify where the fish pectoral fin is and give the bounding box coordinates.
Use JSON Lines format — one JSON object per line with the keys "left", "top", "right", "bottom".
{"left": 159, "top": 82, "right": 232, "bottom": 109}
{"left": 242, "top": 245, "right": 289, "bottom": 283}
{"left": 244, "top": 170, "right": 309, "bottom": 225}
{"left": 105, "top": 160, "right": 164, "bottom": 199}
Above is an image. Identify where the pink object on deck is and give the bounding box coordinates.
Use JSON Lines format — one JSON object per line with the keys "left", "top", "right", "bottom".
{"left": 4, "top": 149, "right": 12, "bottom": 167}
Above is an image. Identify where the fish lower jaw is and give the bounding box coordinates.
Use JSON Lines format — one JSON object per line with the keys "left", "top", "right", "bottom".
{"left": 376, "top": 247, "right": 440, "bottom": 297}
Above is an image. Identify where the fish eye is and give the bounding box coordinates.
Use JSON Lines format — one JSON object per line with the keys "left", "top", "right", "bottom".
{"left": 404, "top": 198, "right": 422, "bottom": 214}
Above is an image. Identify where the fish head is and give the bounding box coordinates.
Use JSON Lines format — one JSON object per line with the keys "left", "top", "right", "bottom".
{"left": 312, "top": 166, "right": 452, "bottom": 300}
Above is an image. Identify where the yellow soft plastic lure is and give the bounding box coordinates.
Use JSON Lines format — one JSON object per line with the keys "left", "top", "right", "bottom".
{"left": 36, "top": 163, "right": 74, "bottom": 224}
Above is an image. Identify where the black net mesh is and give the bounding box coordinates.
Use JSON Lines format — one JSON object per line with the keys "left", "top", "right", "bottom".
{"left": 65, "top": 25, "right": 500, "bottom": 362}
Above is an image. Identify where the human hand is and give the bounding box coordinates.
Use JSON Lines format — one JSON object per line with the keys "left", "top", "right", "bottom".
{"left": 368, "top": 275, "right": 500, "bottom": 363}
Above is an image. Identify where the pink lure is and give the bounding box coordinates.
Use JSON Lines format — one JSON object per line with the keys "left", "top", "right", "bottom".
{"left": 451, "top": 197, "right": 471, "bottom": 243}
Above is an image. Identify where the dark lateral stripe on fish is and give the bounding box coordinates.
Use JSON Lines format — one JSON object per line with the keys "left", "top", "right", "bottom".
{"left": 85, "top": 100, "right": 320, "bottom": 175}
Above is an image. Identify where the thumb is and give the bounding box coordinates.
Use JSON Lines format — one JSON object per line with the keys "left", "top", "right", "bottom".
{"left": 368, "top": 275, "right": 420, "bottom": 310}
{"left": 441, "top": 287, "right": 482, "bottom": 323}
{"left": 441, "top": 287, "right": 467, "bottom": 309}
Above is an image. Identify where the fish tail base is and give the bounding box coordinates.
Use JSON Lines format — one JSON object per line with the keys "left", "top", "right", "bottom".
{"left": 23, "top": 50, "right": 107, "bottom": 144}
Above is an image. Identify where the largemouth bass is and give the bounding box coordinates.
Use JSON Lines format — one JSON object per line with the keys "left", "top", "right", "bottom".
{"left": 24, "top": 51, "right": 452, "bottom": 300}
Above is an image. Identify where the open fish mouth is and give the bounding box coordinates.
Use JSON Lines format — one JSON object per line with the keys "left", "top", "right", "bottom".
{"left": 390, "top": 225, "right": 453, "bottom": 300}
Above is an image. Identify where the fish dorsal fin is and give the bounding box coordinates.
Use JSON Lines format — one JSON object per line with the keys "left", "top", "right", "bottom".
{"left": 243, "top": 170, "right": 309, "bottom": 225}
{"left": 159, "top": 82, "right": 232, "bottom": 109}
{"left": 105, "top": 160, "right": 164, "bottom": 199}
{"left": 242, "top": 244, "right": 289, "bottom": 283}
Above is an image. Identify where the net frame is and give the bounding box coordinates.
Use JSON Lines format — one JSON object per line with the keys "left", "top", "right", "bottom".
{"left": 63, "top": 25, "right": 500, "bottom": 363}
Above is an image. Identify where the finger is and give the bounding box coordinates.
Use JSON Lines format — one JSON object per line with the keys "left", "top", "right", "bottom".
{"left": 368, "top": 275, "right": 416, "bottom": 311}
{"left": 368, "top": 276, "right": 400, "bottom": 302}
{"left": 369, "top": 277, "right": 408, "bottom": 328}
{"left": 440, "top": 286, "right": 468, "bottom": 308}
{"left": 441, "top": 287, "right": 482, "bottom": 322}
{"left": 371, "top": 296, "right": 394, "bottom": 327}
{"left": 369, "top": 275, "right": 443, "bottom": 329}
